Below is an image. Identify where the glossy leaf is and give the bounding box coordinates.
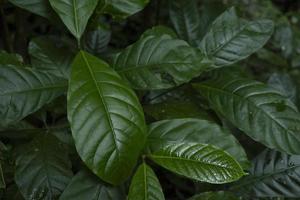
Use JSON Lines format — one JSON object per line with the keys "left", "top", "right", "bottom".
{"left": 148, "top": 143, "right": 245, "bottom": 184}
{"left": 98, "top": 0, "right": 149, "bottom": 19}
{"left": 49, "top": 0, "right": 99, "bottom": 39}
{"left": 169, "top": 0, "right": 201, "bottom": 46}
{"left": 111, "top": 35, "right": 209, "bottom": 90}
{"left": 15, "top": 134, "right": 73, "bottom": 200}
{"left": 60, "top": 170, "right": 125, "bottom": 200}
{"left": 189, "top": 191, "right": 238, "bottom": 200}
{"left": 68, "top": 51, "right": 146, "bottom": 185}
{"left": 232, "top": 149, "right": 300, "bottom": 198}
{"left": 199, "top": 7, "right": 274, "bottom": 67}
{"left": 29, "top": 37, "right": 75, "bottom": 79}
{"left": 147, "top": 119, "right": 249, "bottom": 169}
{"left": 0, "top": 65, "right": 67, "bottom": 127}
{"left": 193, "top": 73, "right": 300, "bottom": 155}
{"left": 128, "top": 163, "right": 165, "bottom": 200}
{"left": 8, "top": 0, "right": 56, "bottom": 20}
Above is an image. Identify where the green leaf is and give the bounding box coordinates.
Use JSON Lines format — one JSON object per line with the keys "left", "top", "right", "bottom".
{"left": 188, "top": 191, "right": 238, "bottom": 200}
{"left": 0, "top": 51, "right": 23, "bottom": 65}
{"left": 15, "top": 134, "right": 73, "bottom": 200}
{"left": 8, "top": 0, "right": 57, "bottom": 20}
{"left": 232, "top": 149, "right": 300, "bottom": 198}
{"left": 0, "top": 65, "right": 67, "bottom": 127}
{"left": 60, "top": 170, "right": 125, "bottom": 200}
{"left": 98, "top": 0, "right": 149, "bottom": 19}
{"left": 49, "top": 0, "right": 99, "bottom": 39}
{"left": 141, "top": 26, "right": 178, "bottom": 39}
{"left": 199, "top": 7, "right": 274, "bottom": 67}
{"left": 0, "top": 163, "right": 5, "bottom": 189}
{"left": 148, "top": 143, "right": 245, "bottom": 184}
{"left": 193, "top": 72, "right": 300, "bottom": 155}
{"left": 128, "top": 163, "right": 165, "bottom": 200}
{"left": 147, "top": 119, "right": 249, "bottom": 169}
{"left": 169, "top": 0, "right": 201, "bottom": 46}
{"left": 68, "top": 51, "right": 146, "bottom": 185}
{"left": 83, "top": 24, "right": 111, "bottom": 56}
{"left": 111, "top": 35, "right": 210, "bottom": 90}
{"left": 29, "top": 37, "right": 75, "bottom": 79}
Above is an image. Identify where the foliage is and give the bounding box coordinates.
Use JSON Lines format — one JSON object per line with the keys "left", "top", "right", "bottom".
{"left": 1, "top": 0, "right": 300, "bottom": 199}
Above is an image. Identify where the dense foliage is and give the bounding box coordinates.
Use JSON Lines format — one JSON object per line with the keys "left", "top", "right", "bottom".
{"left": 1, "top": 0, "right": 300, "bottom": 199}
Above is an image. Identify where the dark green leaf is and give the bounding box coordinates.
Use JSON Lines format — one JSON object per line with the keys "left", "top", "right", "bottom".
{"left": 0, "top": 163, "right": 5, "bottom": 189}
{"left": 199, "top": 7, "right": 274, "bottom": 67}
{"left": 193, "top": 72, "right": 300, "bottom": 155}
{"left": 111, "top": 35, "right": 210, "bottom": 90}
{"left": 0, "top": 51, "right": 23, "bottom": 65}
{"left": 68, "top": 51, "right": 146, "bottom": 185}
{"left": 232, "top": 149, "right": 300, "bottom": 198}
{"left": 188, "top": 191, "right": 238, "bottom": 200}
{"left": 147, "top": 119, "right": 249, "bottom": 169}
{"left": 29, "top": 37, "right": 75, "bottom": 79}
{"left": 128, "top": 163, "right": 165, "bottom": 200}
{"left": 15, "top": 134, "right": 73, "bottom": 200}
{"left": 141, "top": 26, "right": 178, "bottom": 39}
{"left": 60, "top": 170, "right": 125, "bottom": 200}
{"left": 49, "top": 0, "right": 99, "bottom": 39}
{"left": 98, "top": 0, "right": 149, "bottom": 19}
{"left": 148, "top": 143, "right": 245, "bottom": 184}
{"left": 0, "top": 65, "right": 67, "bottom": 127}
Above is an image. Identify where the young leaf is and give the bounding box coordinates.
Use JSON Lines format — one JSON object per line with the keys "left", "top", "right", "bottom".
{"left": 8, "top": 0, "right": 56, "bottom": 20}
{"left": 199, "top": 7, "right": 274, "bottom": 67}
{"left": 147, "top": 119, "right": 249, "bottom": 169}
{"left": 128, "top": 163, "right": 165, "bottom": 200}
{"left": 193, "top": 73, "right": 300, "bottom": 155}
{"left": 0, "top": 65, "right": 67, "bottom": 127}
{"left": 15, "top": 134, "right": 73, "bottom": 200}
{"left": 29, "top": 37, "right": 75, "bottom": 79}
{"left": 111, "top": 35, "right": 210, "bottom": 90}
{"left": 232, "top": 149, "right": 300, "bottom": 198}
{"left": 169, "top": 0, "right": 201, "bottom": 46}
{"left": 68, "top": 51, "right": 146, "bottom": 185}
{"left": 148, "top": 143, "right": 245, "bottom": 184}
{"left": 188, "top": 191, "right": 238, "bottom": 200}
{"left": 98, "top": 0, "right": 149, "bottom": 19}
{"left": 60, "top": 170, "right": 125, "bottom": 200}
{"left": 49, "top": 0, "right": 99, "bottom": 40}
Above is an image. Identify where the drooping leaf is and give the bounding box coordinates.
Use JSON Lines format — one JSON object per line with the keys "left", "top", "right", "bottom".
{"left": 232, "top": 149, "right": 300, "bottom": 198}
{"left": 15, "top": 134, "right": 73, "bottom": 200}
{"left": 128, "top": 163, "right": 165, "bottom": 200}
{"left": 169, "top": 0, "right": 201, "bottom": 46}
{"left": 193, "top": 72, "right": 300, "bottom": 155}
{"left": 49, "top": 0, "right": 99, "bottom": 39}
{"left": 188, "top": 191, "right": 238, "bottom": 200}
{"left": 199, "top": 7, "right": 274, "bottom": 67}
{"left": 60, "top": 170, "right": 125, "bottom": 200}
{"left": 83, "top": 24, "right": 111, "bottom": 56}
{"left": 98, "top": 0, "right": 149, "bottom": 19}
{"left": 148, "top": 143, "right": 245, "bottom": 184}
{"left": 29, "top": 37, "right": 76, "bottom": 79}
{"left": 0, "top": 65, "right": 67, "bottom": 127}
{"left": 0, "top": 51, "right": 23, "bottom": 65}
{"left": 147, "top": 119, "right": 249, "bottom": 169}
{"left": 111, "top": 35, "right": 210, "bottom": 90}
{"left": 8, "top": 0, "right": 57, "bottom": 20}
{"left": 68, "top": 51, "right": 146, "bottom": 185}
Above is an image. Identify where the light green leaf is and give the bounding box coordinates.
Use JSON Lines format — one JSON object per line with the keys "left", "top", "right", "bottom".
{"left": 29, "top": 37, "right": 76, "bottom": 79}
{"left": 147, "top": 119, "right": 249, "bottom": 169}
{"left": 8, "top": 0, "right": 57, "bottom": 20}
{"left": 98, "top": 0, "right": 149, "bottom": 19}
{"left": 68, "top": 51, "right": 146, "bottom": 185}
{"left": 199, "top": 7, "right": 274, "bottom": 67}
{"left": 148, "top": 143, "right": 245, "bottom": 184}
{"left": 111, "top": 35, "right": 210, "bottom": 90}
{"left": 169, "top": 0, "right": 201, "bottom": 46}
{"left": 0, "top": 65, "right": 67, "bottom": 127}
{"left": 128, "top": 163, "right": 165, "bottom": 200}
{"left": 232, "top": 149, "right": 300, "bottom": 198}
{"left": 193, "top": 72, "right": 300, "bottom": 155}
{"left": 60, "top": 170, "right": 125, "bottom": 200}
{"left": 188, "top": 191, "right": 238, "bottom": 200}
{"left": 15, "top": 134, "right": 73, "bottom": 200}
{"left": 49, "top": 0, "right": 99, "bottom": 39}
